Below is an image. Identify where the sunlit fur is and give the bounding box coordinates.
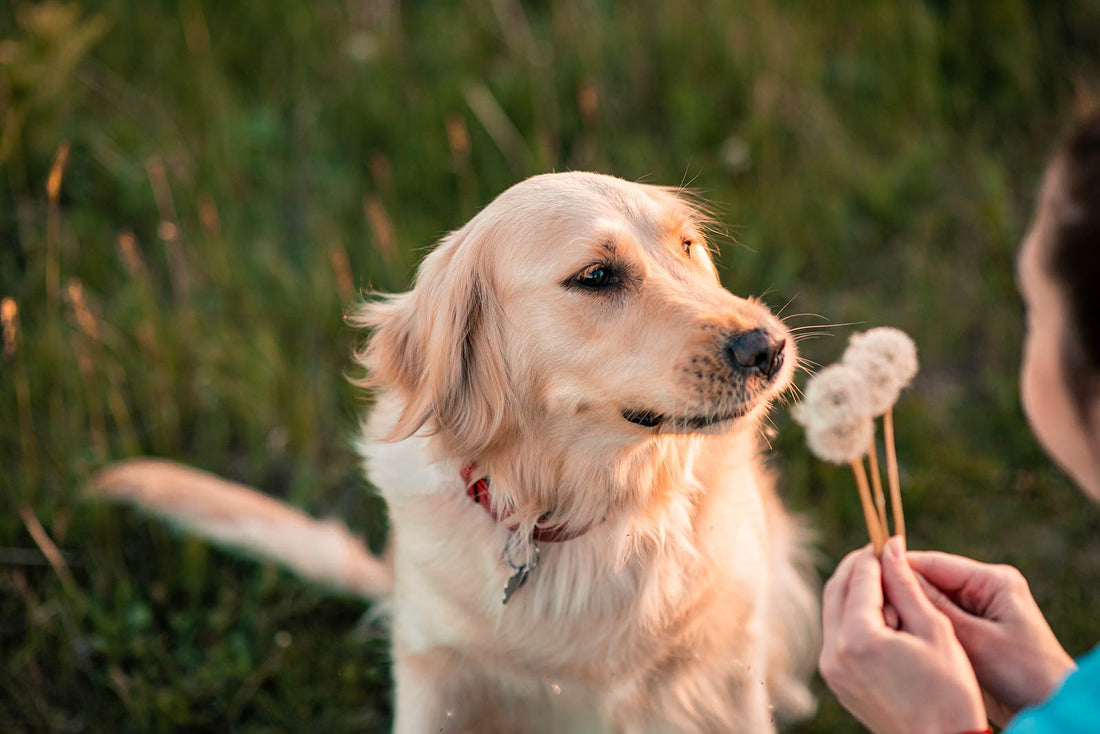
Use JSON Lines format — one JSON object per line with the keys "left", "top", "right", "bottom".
{"left": 351, "top": 172, "right": 819, "bottom": 732}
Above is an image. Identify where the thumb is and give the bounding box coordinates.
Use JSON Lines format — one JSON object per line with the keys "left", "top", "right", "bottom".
{"left": 880, "top": 536, "right": 944, "bottom": 637}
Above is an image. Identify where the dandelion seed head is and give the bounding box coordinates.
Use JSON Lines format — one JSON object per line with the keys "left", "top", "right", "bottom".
{"left": 793, "top": 363, "right": 872, "bottom": 428}
{"left": 845, "top": 327, "right": 918, "bottom": 385}
{"left": 806, "top": 417, "right": 874, "bottom": 465}
{"left": 849, "top": 351, "right": 901, "bottom": 416}
{"left": 842, "top": 328, "right": 918, "bottom": 415}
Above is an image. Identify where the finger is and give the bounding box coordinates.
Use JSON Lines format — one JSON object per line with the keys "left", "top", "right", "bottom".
{"left": 883, "top": 603, "right": 900, "bottom": 630}
{"left": 822, "top": 545, "right": 870, "bottom": 634}
{"left": 914, "top": 571, "right": 979, "bottom": 633}
{"left": 907, "top": 551, "right": 1016, "bottom": 617}
{"left": 906, "top": 551, "right": 987, "bottom": 595}
{"left": 880, "top": 536, "right": 945, "bottom": 637}
{"left": 840, "top": 546, "right": 885, "bottom": 631}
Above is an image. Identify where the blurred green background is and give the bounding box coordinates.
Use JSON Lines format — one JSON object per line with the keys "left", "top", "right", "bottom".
{"left": 3, "top": 1, "right": 1100, "bottom": 731}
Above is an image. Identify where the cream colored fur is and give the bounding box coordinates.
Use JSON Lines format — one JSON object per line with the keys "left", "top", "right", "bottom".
{"left": 94, "top": 172, "right": 819, "bottom": 733}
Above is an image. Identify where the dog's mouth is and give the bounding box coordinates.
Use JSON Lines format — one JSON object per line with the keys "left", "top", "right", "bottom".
{"left": 621, "top": 405, "right": 752, "bottom": 432}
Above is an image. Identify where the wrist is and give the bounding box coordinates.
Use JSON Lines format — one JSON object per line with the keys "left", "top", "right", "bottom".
{"left": 942, "top": 691, "right": 988, "bottom": 734}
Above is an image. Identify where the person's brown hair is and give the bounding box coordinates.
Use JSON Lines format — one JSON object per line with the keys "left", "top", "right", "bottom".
{"left": 1048, "top": 111, "right": 1100, "bottom": 416}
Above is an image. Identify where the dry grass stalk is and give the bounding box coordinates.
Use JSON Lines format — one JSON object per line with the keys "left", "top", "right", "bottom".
{"left": 106, "top": 364, "right": 139, "bottom": 453}
{"left": 578, "top": 80, "right": 599, "bottom": 122}
{"left": 46, "top": 142, "right": 71, "bottom": 201}
{"left": 198, "top": 196, "right": 222, "bottom": 236}
{"left": 463, "top": 82, "right": 526, "bottom": 175}
{"left": 368, "top": 153, "right": 393, "bottom": 191}
{"left": 66, "top": 279, "right": 101, "bottom": 342}
{"left": 65, "top": 279, "right": 108, "bottom": 458}
{"left": 1, "top": 296, "right": 17, "bottom": 357}
{"left": 444, "top": 117, "right": 477, "bottom": 212}
{"left": 181, "top": 0, "right": 211, "bottom": 55}
{"left": 145, "top": 156, "right": 191, "bottom": 304}
{"left": 3, "top": 298, "right": 38, "bottom": 480}
{"left": 364, "top": 194, "right": 399, "bottom": 266}
{"left": 19, "top": 506, "right": 77, "bottom": 595}
{"left": 46, "top": 141, "right": 71, "bottom": 314}
{"left": 328, "top": 242, "right": 355, "bottom": 302}
{"left": 117, "top": 231, "right": 148, "bottom": 280}
{"left": 489, "top": 0, "right": 536, "bottom": 58}
{"left": 446, "top": 115, "right": 471, "bottom": 160}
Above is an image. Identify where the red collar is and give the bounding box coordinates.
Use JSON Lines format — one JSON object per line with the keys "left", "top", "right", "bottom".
{"left": 461, "top": 465, "right": 588, "bottom": 543}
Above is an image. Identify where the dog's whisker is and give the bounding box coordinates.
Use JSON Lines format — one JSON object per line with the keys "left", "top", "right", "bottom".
{"left": 780, "top": 311, "right": 830, "bottom": 321}
{"left": 789, "top": 332, "right": 838, "bottom": 343}
{"left": 795, "top": 358, "right": 820, "bottom": 374}
{"left": 756, "top": 284, "right": 778, "bottom": 301}
{"left": 789, "top": 320, "right": 861, "bottom": 332}
{"left": 773, "top": 292, "right": 800, "bottom": 319}
{"left": 787, "top": 322, "right": 851, "bottom": 333}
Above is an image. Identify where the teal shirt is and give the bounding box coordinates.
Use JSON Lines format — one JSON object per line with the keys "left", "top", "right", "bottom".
{"left": 1006, "top": 645, "right": 1100, "bottom": 733}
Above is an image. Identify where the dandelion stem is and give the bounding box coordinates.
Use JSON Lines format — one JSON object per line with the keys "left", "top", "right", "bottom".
{"left": 849, "top": 458, "right": 886, "bottom": 557}
{"left": 867, "top": 427, "right": 888, "bottom": 534}
{"left": 884, "top": 408, "right": 906, "bottom": 540}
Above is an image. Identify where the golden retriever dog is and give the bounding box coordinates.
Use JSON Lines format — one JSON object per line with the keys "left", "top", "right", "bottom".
{"left": 95, "top": 171, "right": 818, "bottom": 733}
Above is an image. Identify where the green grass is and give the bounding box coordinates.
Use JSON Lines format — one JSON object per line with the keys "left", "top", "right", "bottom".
{"left": 3, "top": 1, "right": 1100, "bottom": 731}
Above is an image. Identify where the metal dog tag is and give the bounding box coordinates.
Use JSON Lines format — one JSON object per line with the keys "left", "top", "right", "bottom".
{"left": 502, "top": 565, "right": 532, "bottom": 604}
{"left": 502, "top": 532, "right": 540, "bottom": 605}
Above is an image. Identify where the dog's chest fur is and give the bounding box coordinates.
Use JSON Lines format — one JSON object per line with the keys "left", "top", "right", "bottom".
{"left": 360, "top": 397, "right": 773, "bottom": 689}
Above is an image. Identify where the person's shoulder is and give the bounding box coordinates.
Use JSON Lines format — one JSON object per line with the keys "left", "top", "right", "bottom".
{"left": 1075, "top": 644, "right": 1100, "bottom": 674}
{"left": 1006, "top": 644, "right": 1100, "bottom": 733}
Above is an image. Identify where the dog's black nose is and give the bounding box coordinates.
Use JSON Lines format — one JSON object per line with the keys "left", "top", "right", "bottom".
{"left": 725, "top": 329, "right": 785, "bottom": 379}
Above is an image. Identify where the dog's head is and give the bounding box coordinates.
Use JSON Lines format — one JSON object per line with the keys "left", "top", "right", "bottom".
{"left": 354, "top": 172, "right": 796, "bottom": 459}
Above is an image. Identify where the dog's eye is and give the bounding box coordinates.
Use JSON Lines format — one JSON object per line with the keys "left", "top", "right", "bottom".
{"left": 576, "top": 265, "right": 618, "bottom": 289}
{"left": 682, "top": 239, "right": 694, "bottom": 257}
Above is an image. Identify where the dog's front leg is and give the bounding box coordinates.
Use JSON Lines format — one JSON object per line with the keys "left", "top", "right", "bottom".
{"left": 606, "top": 655, "right": 776, "bottom": 734}
{"left": 393, "top": 646, "right": 515, "bottom": 734}
{"left": 392, "top": 647, "right": 464, "bottom": 734}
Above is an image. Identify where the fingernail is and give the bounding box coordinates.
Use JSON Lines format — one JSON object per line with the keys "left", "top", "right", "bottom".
{"left": 885, "top": 536, "right": 903, "bottom": 558}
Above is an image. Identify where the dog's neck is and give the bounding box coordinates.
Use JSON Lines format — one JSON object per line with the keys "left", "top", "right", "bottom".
{"left": 446, "top": 421, "right": 756, "bottom": 553}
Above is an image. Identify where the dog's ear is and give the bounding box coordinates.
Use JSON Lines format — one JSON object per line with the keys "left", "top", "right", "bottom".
{"left": 352, "top": 227, "right": 512, "bottom": 455}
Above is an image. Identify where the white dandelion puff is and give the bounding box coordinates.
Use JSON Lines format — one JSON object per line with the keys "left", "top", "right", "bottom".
{"left": 805, "top": 416, "right": 874, "bottom": 465}
{"left": 843, "top": 350, "right": 902, "bottom": 417}
{"left": 846, "top": 327, "right": 918, "bottom": 375}
{"left": 843, "top": 327, "right": 918, "bottom": 399}
{"left": 793, "top": 363, "right": 873, "bottom": 428}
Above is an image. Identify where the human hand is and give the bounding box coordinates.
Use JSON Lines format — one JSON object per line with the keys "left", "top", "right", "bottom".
{"left": 819, "top": 538, "right": 987, "bottom": 734}
{"left": 906, "top": 551, "right": 1076, "bottom": 727}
